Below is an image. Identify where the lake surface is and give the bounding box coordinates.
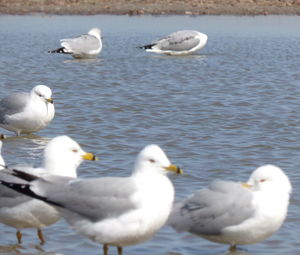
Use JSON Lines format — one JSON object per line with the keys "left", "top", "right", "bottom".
{"left": 0, "top": 15, "right": 299, "bottom": 255}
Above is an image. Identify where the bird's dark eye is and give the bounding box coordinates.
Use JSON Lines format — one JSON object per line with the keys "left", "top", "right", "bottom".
{"left": 149, "top": 159, "right": 156, "bottom": 163}
{"left": 72, "top": 149, "right": 78, "bottom": 153}
{"left": 260, "top": 179, "right": 266, "bottom": 183}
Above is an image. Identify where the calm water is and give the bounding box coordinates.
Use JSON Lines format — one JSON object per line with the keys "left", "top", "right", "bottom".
{"left": 0, "top": 15, "right": 299, "bottom": 255}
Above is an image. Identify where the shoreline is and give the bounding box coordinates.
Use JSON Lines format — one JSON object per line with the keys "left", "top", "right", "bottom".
{"left": 1, "top": 0, "right": 300, "bottom": 16}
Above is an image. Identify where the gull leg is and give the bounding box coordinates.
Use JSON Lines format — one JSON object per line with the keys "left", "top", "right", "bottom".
{"left": 229, "top": 244, "right": 237, "bottom": 251}
{"left": 37, "top": 228, "right": 45, "bottom": 245}
{"left": 117, "top": 246, "right": 122, "bottom": 255}
{"left": 16, "top": 230, "right": 22, "bottom": 244}
{"left": 103, "top": 244, "right": 109, "bottom": 255}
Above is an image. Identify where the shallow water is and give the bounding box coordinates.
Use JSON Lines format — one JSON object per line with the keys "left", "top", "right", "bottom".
{"left": 0, "top": 15, "right": 299, "bottom": 255}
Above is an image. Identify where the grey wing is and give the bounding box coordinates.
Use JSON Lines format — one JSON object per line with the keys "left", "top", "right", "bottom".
{"left": 0, "top": 93, "right": 29, "bottom": 123}
{"left": 156, "top": 31, "right": 200, "bottom": 51}
{"left": 168, "top": 181, "right": 255, "bottom": 235}
{"left": 60, "top": 34, "right": 100, "bottom": 53}
{"left": 0, "top": 172, "right": 32, "bottom": 208}
{"left": 34, "top": 176, "right": 138, "bottom": 222}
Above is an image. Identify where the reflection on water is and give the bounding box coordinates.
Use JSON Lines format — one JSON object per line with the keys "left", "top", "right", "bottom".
{"left": 1, "top": 136, "right": 50, "bottom": 166}
{"left": 0, "top": 14, "right": 300, "bottom": 255}
{"left": 151, "top": 54, "right": 208, "bottom": 60}
{"left": 62, "top": 58, "right": 102, "bottom": 64}
{"left": 0, "top": 243, "right": 65, "bottom": 255}
{"left": 0, "top": 244, "right": 23, "bottom": 253}
{"left": 0, "top": 244, "right": 54, "bottom": 255}
{"left": 224, "top": 250, "right": 255, "bottom": 255}
{"left": 166, "top": 249, "right": 255, "bottom": 255}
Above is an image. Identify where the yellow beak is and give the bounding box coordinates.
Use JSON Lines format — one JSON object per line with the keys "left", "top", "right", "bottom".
{"left": 241, "top": 183, "right": 252, "bottom": 188}
{"left": 165, "top": 164, "right": 183, "bottom": 175}
{"left": 46, "top": 98, "right": 54, "bottom": 104}
{"left": 82, "top": 152, "right": 98, "bottom": 161}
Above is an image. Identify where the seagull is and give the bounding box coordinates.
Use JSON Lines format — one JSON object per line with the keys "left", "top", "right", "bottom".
{"left": 0, "top": 144, "right": 182, "bottom": 255}
{"left": 0, "top": 85, "right": 55, "bottom": 136}
{"left": 168, "top": 165, "right": 292, "bottom": 251}
{"left": 139, "top": 30, "right": 208, "bottom": 55}
{"left": 0, "top": 135, "right": 97, "bottom": 244}
{"left": 49, "top": 28, "right": 102, "bottom": 59}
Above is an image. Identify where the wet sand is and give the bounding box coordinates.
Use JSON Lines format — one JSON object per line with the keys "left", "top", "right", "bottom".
{"left": 0, "top": 0, "right": 300, "bottom": 15}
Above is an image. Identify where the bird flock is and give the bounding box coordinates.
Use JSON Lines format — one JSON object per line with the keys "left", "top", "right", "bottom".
{"left": 0, "top": 27, "right": 292, "bottom": 255}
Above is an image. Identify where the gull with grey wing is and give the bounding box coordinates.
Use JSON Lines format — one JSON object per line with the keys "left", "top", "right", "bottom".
{"left": 139, "top": 30, "right": 208, "bottom": 55}
{"left": 0, "top": 144, "right": 182, "bottom": 255}
{"left": 168, "top": 165, "right": 292, "bottom": 250}
{"left": 49, "top": 28, "right": 102, "bottom": 59}
{"left": 0, "top": 136, "right": 97, "bottom": 244}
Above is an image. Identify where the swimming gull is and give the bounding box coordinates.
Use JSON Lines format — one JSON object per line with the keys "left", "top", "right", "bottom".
{"left": 0, "top": 144, "right": 182, "bottom": 255}
{"left": 0, "top": 85, "right": 55, "bottom": 136}
{"left": 49, "top": 28, "right": 102, "bottom": 59}
{"left": 0, "top": 135, "right": 97, "bottom": 244}
{"left": 139, "top": 30, "right": 208, "bottom": 55}
{"left": 168, "top": 165, "right": 292, "bottom": 250}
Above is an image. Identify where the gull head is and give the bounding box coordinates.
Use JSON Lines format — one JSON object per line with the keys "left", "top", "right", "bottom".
{"left": 43, "top": 135, "right": 97, "bottom": 177}
{"left": 133, "top": 144, "right": 182, "bottom": 176}
{"left": 88, "top": 27, "right": 101, "bottom": 40}
{"left": 246, "top": 164, "right": 292, "bottom": 194}
{"left": 31, "top": 85, "right": 54, "bottom": 104}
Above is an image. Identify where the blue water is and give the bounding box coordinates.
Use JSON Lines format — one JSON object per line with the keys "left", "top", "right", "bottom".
{"left": 0, "top": 15, "right": 299, "bottom": 255}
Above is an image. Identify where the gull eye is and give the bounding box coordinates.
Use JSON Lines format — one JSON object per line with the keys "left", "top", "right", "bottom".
{"left": 72, "top": 149, "right": 78, "bottom": 153}
{"left": 149, "top": 159, "right": 156, "bottom": 163}
{"left": 260, "top": 179, "right": 266, "bottom": 183}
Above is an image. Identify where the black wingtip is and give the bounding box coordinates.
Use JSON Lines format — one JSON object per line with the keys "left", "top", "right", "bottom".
{"left": 48, "top": 47, "right": 68, "bottom": 54}
{"left": 0, "top": 180, "right": 35, "bottom": 198}
{"left": 11, "top": 169, "right": 39, "bottom": 182}
{"left": 0, "top": 164, "right": 39, "bottom": 182}
{"left": 138, "top": 43, "right": 155, "bottom": 50}
{"left": 0, "top": 180, "right": 64, "bottom": 208}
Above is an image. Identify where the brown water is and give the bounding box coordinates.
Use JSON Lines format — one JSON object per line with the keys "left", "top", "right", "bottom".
{"left": 0, "top": 15, "right": 299, "bottom": 255}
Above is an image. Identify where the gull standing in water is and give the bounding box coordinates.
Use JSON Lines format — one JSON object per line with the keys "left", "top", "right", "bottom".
{"left": 0, "top": 85, "right": 55, "bottom": 136}
{"left": 139, "top": 30, "right": 208, "bottom": 55}
{"left": 0, "top": 144, "right": 182, "bottom": 255}
{"left": 168, "top": 165, "right": 292, "bottom": 251}
{"left": 49, "top": 28, "right": 102, "bottom": 59}
{"left": 0, "top": 136, "right": 97, "bottom": 244}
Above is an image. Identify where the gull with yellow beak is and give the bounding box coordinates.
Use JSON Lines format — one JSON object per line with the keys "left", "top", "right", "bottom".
{"left": 168, "top": 164, "right": 292, "bottom": 251}
{"left": 0, "top": 135, "right": 97, "bottom": 244}
{"left": 0, "top": 144, "right": 182, "bottom": 255}
{"left": 0, "top": 85, "right": 55, "bottom": 136}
